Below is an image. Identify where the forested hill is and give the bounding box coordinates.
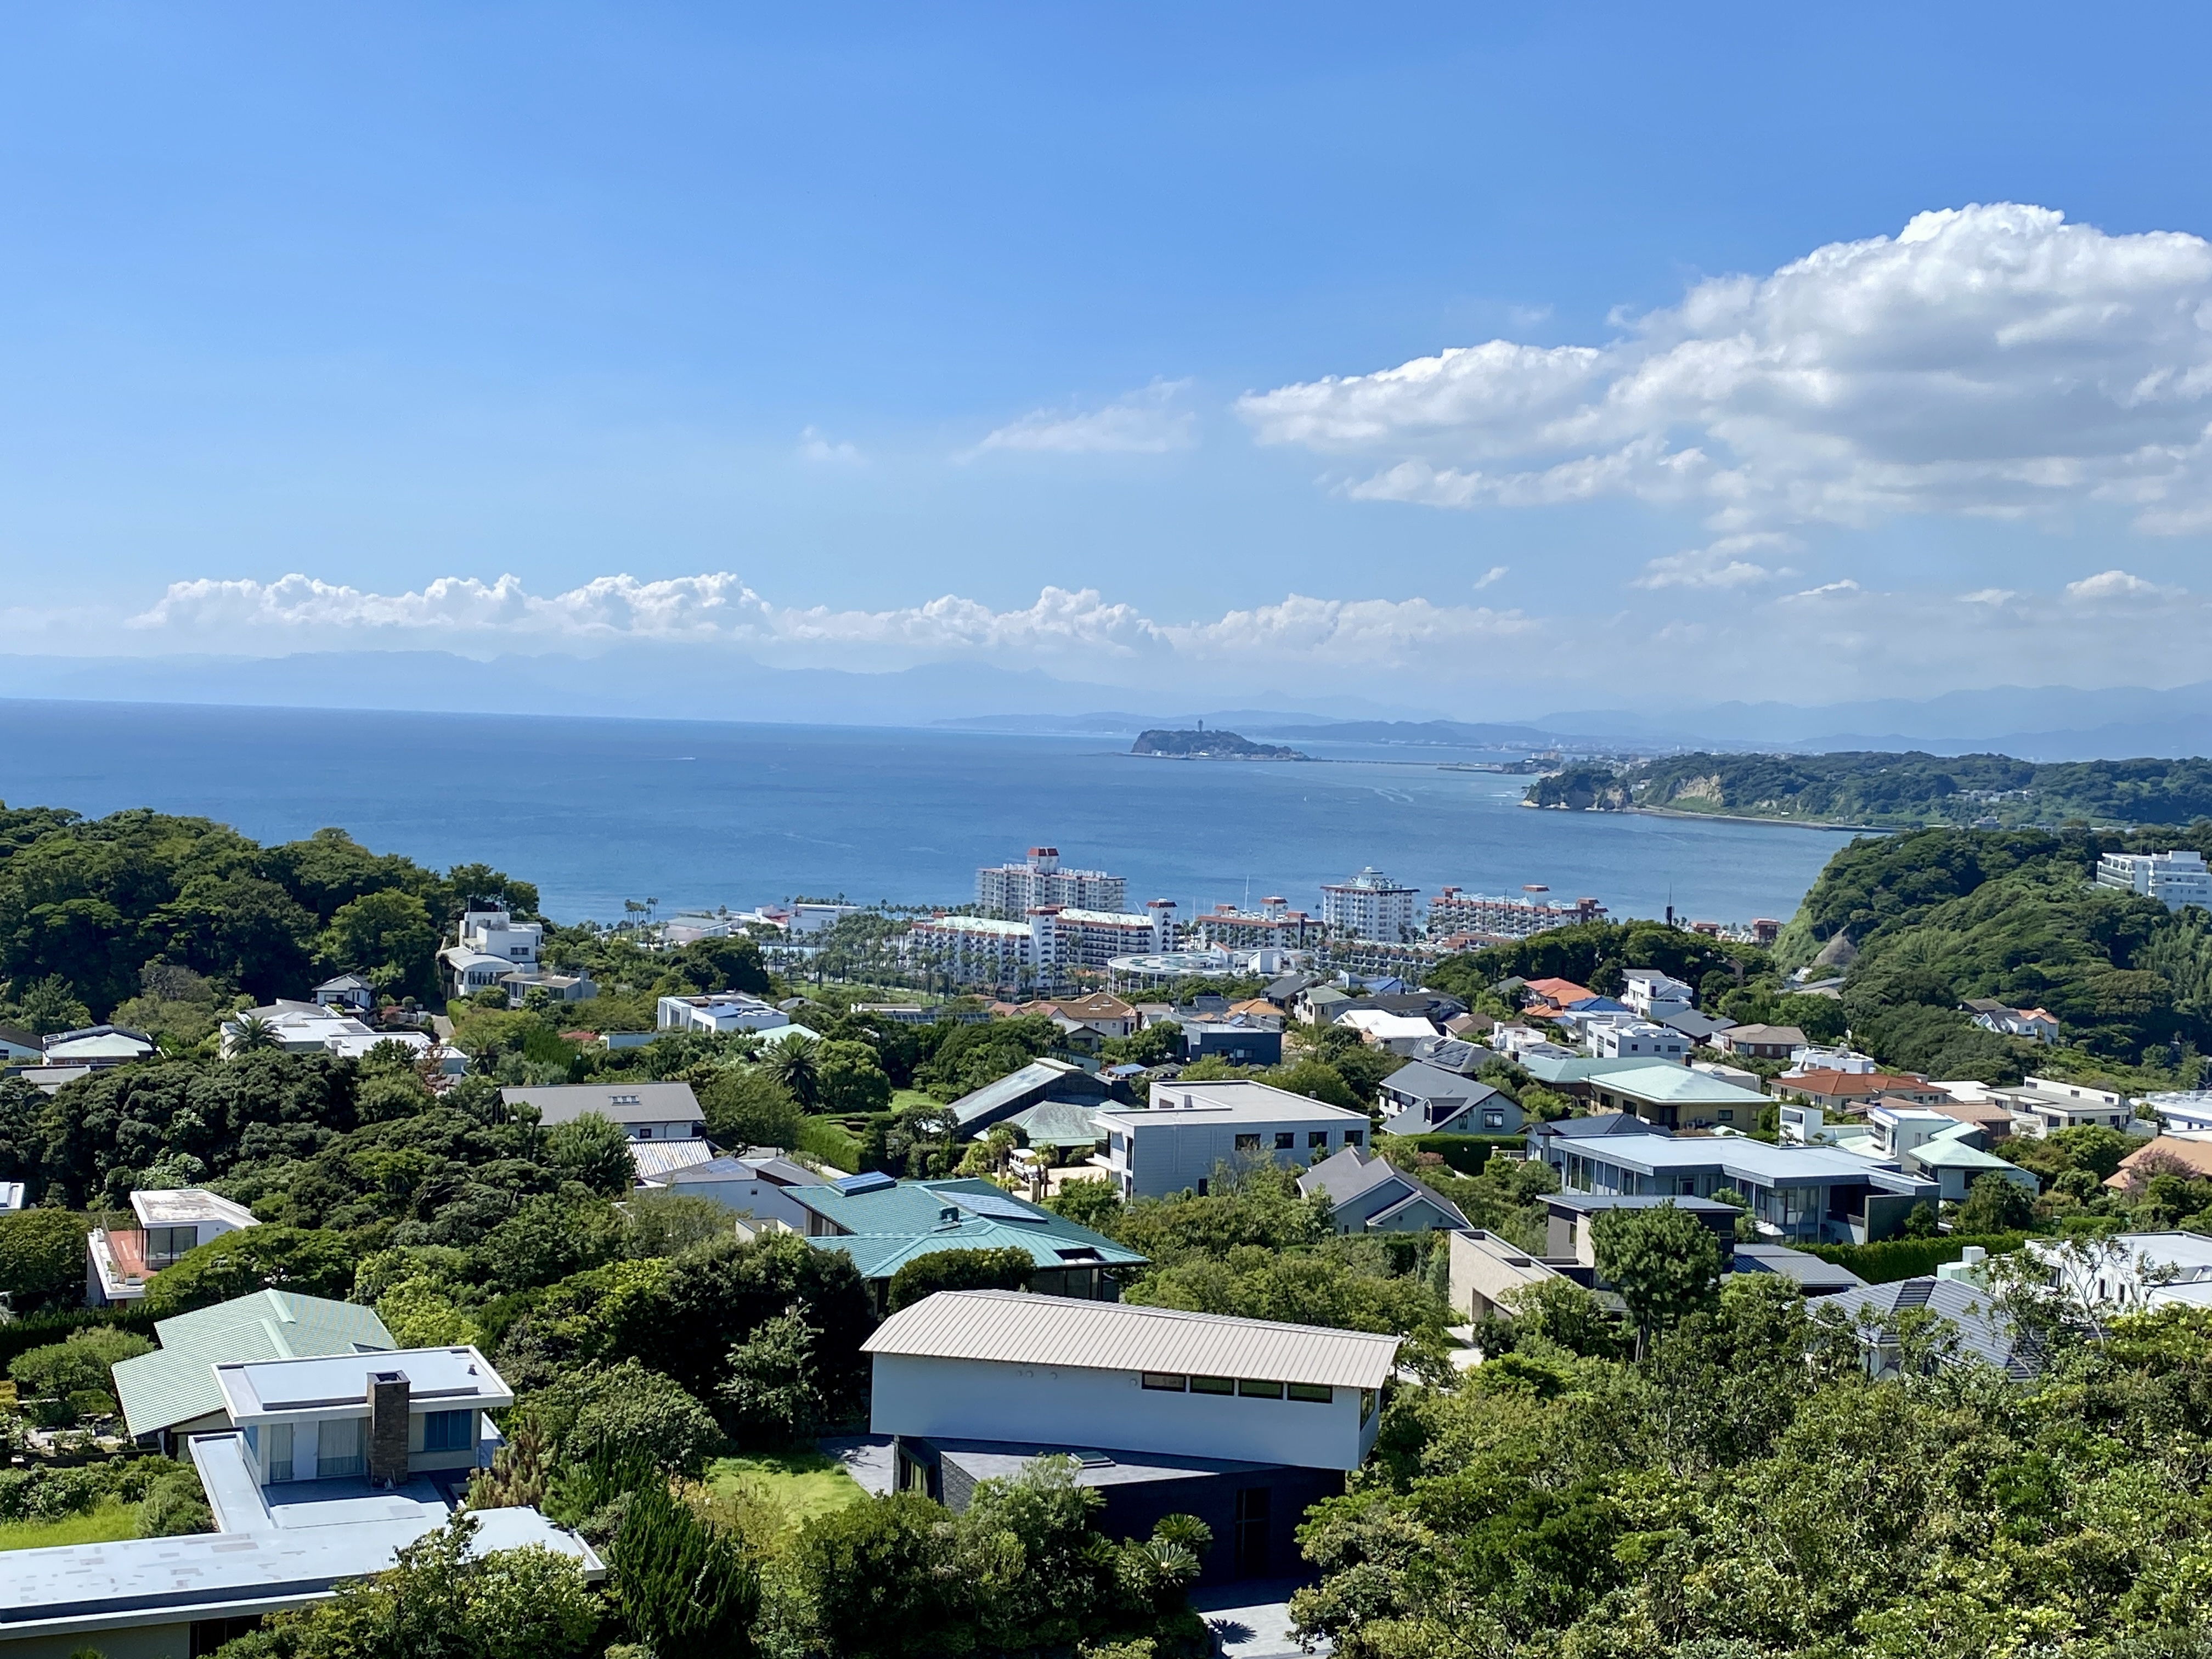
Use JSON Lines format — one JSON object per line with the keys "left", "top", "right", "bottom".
{"left": 1771, "top": 823, "right": 2212, "bottom": 1082}
{"left": 0, "top": 805, "right": 537, "bottom": 1029}
{"left": 1526, "top": 749, "right": 2212, "bottom": 826}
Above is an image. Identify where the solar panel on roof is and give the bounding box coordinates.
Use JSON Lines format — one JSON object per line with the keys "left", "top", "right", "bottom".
{"left": 835, "top": 1170, "right": 897, "bottom": 1195}
{"left": 953, "top": 1192, "right": 1046, "bottom": 1222}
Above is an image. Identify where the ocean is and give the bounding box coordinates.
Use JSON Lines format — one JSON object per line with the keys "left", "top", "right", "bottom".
{"left": 0, "top": 699, "right": 1849, "bottom": 928}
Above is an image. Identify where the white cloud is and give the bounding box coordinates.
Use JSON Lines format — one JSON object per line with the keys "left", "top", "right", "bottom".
{"left": 2063, "top": 567, "right": 2177, "bottom": 601}
{"left": 1241, "top": 204, "right": 2212, "bottom": 535}
{"left": 1473, "top": 565, "right": 1509, "bottom": 590}
{"left": 1632, "top": 533, "right": 1797, "bottom": 590}
{"left": 103, "top": 564, "right": 2212, "bottom": 702}
{"left": 799, "top": 426, "right": 862, "bottom": 464}
{"left": 971, "top": 377, "right": 1198, "bottom": 456}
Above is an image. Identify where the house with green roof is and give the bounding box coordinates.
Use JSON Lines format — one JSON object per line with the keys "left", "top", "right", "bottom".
{"left": 789, "top": 1177, "right": 1146, "bottom": 1309}
{"left": 112, "top": 1289, "right": 396, "bottom": 1454}
{"left": 1584, "top": 1061, "right": 1771, "bottom": 1131}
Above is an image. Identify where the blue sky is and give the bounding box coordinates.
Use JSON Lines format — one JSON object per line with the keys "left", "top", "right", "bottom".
{"left": 8, "top": 3, "right": 2212, "bottom": 709}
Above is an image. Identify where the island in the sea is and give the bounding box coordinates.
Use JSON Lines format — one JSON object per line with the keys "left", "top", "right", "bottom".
{"left": 1130, "top": 727, "right": 1308, "bottom": 761}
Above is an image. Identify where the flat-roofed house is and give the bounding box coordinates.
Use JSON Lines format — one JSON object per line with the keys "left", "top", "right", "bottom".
{"left": 1095, "top": 1081, "right": 1374, "bottom": 1200}
{"left": 864, "top": 1290, "right": 1396, "bottom": 1582}
{"left": 88, "top": 1189, "right": 262, "bottom": 1307}
{"left": 0, "top": 1346, "right": 599, "bottom": 1659}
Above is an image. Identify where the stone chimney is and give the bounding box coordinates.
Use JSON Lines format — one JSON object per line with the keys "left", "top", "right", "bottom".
{"left": 367, "top": 1369, "right": 410, "bottom": 1487}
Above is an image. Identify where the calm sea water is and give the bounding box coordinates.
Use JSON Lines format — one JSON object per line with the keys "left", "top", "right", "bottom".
{"left": 0, "top": 700, "right": 1849, "bottom": 927}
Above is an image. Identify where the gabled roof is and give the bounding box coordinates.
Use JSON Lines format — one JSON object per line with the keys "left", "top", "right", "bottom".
{"left": 113, "top": 1290, "right": 394, "bottom": 1437}
{"left": 1828, "top": 1276, "right": 2041, "bottom": 1379}
{"left": 1588, "top": 1064, "right": 1768, "bottom": 1108}
{"left": 864, "top": 1289, "right": 1400, "bottom": 1389}
{"left": 1006, "top": 1099, "right": 1111, "bottom": 1147}
{"left": 945, "top": 1058, "right": 1109, "bottom": 1130}
{"left": 795, "top": 1178, "right": 1144, "bottom": 1280}
{"left": 1378, "top": 1060, "right": 1496, "bottom": 1106}
{"left": 1297, "top": 1146, "right": 1470, "bottom": 1231}
{"left": 500, "top": 1081, "right": 703, "bottom": 1126}
{"left": 1528, "top": 1111, "right": 1668, "bottom": 1142}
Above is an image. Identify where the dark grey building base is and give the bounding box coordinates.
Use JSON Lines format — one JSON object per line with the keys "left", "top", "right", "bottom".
{"left": 890, "top": 1436, "right": 1341, "bottom": 1585}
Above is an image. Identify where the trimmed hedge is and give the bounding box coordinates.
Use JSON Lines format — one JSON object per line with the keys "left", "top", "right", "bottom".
{"left": 0, "top": 1305, "right": 160, "bottom": 1372}
{"left": 1380, "top": 1133, "right": 1526, "bottom": 1178}
{"left": 1798, "top": 1232, "right": 2029, "bottom": 1284}
{"left": 797, "top": 1115, "right": 866, "bottom": 1175}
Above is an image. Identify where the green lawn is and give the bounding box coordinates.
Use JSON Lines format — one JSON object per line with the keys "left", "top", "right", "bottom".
{"left": 888, "top": 1088, "right": 939, "bottom": 1113}
{"left": 0, "top": 1499, "right": 139, "bottom": 1553}
{"left": 704, "top": 1451, "right": 867, "bottom": 1531}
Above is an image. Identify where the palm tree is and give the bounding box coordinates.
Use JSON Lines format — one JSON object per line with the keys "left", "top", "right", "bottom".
{"left": 229, "top": 1013, "right": 278, "bottom": 1054}
{"left": 764, "top": 1033, "right": 821, "bottom": 1109}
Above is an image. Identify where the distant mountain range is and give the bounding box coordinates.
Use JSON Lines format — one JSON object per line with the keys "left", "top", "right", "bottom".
{"left": 0, "top": 647, "right": 2203, "bottom": 763}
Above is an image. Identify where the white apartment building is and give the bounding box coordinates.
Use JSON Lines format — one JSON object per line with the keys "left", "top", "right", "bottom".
{"left": 2097, "top": 850, "right": 2212, "bottom": 912}
{"left": 439, "top": 907, "right": 544, "bottom": 1000}
{"left": 908, "top": 915, "right": 1037, "bottom": 981}
{"left": 1190, "top": 898, "right": 1326, "bottom": 951}
{"left": 1428, "top": 888, "right": 1605, "bottom": 941}
{"left": 975, "top": 848, "right": 1127, "bottom": 919}
{"left": 1094, "top": 1080, "right": 1372, "bottom": 1200}
{"left": 1319, "top": 868, "right": 1420, "bottom": 943}
{"left": 1030, "top": 903, "right": 1177, "bottom": 972}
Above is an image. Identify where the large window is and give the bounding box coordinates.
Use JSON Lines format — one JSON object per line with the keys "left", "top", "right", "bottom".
{"left": 264, "top": 1423, "right": 294, "bottom": 1483}
{"left": 1234, "top": 1133, "right": 1261, "bottom": 1152}
{"left": 318, "top": 1417, "right": 364, "bottom": 1479}
{"left": 421, "top": 1409, "right": 475, "bottom": 1453}
{"left": 145, "top": 1225, "right": 198, "bottom": 1267}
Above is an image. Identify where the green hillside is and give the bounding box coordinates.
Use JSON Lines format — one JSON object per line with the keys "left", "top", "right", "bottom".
{"left": 1526, "top": 750, "right": 2212, "bottom": 827}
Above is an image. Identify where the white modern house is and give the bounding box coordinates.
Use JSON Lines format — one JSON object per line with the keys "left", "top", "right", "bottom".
{"left": 2027, "top": 1232, "right": 2212, "bottom": 1314}
{"left": 1333, "top": 1008, "right": 1438, "bottom": 1054}
{"left": 2097, "top": 849, "right": 2212, "bottom": 912}
{"left": 639, "top": 1152, "right": 828, "bottom": 1228}
{"left": 1591, "top": 1022, "right": 1690, "bottom": 1063}
{"left": 221, "top": 1000, "right": 445, "bottom": 1065}
{"left": 88, "top": 1189, "right": 262, "bottom": 1307}
{"left": 218, "top": 1346, "right": 509, "bottom": 1489}
{"left": 1621, "top": 969, "right": 1695, "bottom": 1020}
{"left": 1990, "top": 1076, "right": 2141, "bottom": 1138}
{"left": 0, "top": 1346, "right": 599, "bottom": 1659}
{"left": 657, "top": 991, "right": 792, "bottom": 1034}
{"left": 439, "top": 907, "right": 544, "bottom": 998}
{"left": 1093, "top": 1080, "right": 1373, "bottom": 1200}
{"left": 499, "top": 1081, "right": 707, "bottom": 1141}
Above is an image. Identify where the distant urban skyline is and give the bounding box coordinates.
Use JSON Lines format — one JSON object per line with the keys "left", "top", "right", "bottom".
{"left": 3, "top": 7, "right": 2211, "bottom": 704}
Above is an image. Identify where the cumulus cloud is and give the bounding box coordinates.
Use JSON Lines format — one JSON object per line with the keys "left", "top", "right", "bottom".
{"left": 1632, "top": 533, "right": 1797, "bottom": 590}
{"left": 971, "top": 377, "right": 1198, "bottom": 456}
{"left": 2063, "top": 568, "right": 2178, "bottom": 601}
{"left": 1241, "top": 204, "right": 2212, "bottom": 534}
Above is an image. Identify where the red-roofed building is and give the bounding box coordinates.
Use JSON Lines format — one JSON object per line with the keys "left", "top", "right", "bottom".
{"left": 1521, "top": 977, "right": 1595, "bottom": 1018}
{"left": 1778, "top": 1069, "right": 1946, "bottom": 1111}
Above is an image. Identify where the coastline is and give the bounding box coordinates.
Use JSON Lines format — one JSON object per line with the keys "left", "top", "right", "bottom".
{"left": 1518, "top": 798, "right": 1892, "bottom": 834}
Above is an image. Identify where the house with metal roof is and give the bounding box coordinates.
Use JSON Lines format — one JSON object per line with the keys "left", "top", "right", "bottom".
{"left": 499, "top": 1080, "right": 705, "bottom": 1141}
{"left": 1003, "top": 1098, "right": 1111, "bottom": 1152}
{"left": 1584, "top": 1060, "right": 1770, "bottom": 1131}
{"left": 1828, "top": 1276, "right": 2042, "bottom": 1379}
{"left": 639, "top": 1150, "right": 828, "bottom": 1228}
{"left": 866, "top": 1290, "right": 1391, "bottom": 1584}
{"left": 790, "top": 1177, "right": 1146, "bottom": 1306}
{"left": 865, "top": 1289, "right": 1397, "bottom": 1471}
{"left": 1297, "top": 1146, "right": 1469, "bottom": 1233}
{"left": 114, "top": 1290, "right": 397, "bottom": 1454}
{"left": 1375, "top": 1061, "right": 1517, "bottom": 1136}
{"left": 944, "top": 1057, "right": 1114, "bottom": 1139}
